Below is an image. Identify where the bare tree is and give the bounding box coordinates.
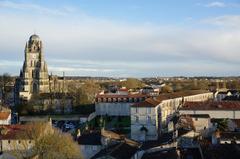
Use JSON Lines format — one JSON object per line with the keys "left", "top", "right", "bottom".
{"left": 0, "top": 73, "right": 12, "bottom": 105}
{"left": 11, "top": 122, "right": 82, "bottom": 159}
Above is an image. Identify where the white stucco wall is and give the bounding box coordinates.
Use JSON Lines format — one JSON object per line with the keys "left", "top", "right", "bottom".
{"left": 1, "top": 140, "right": 34, "bottom": 152}
{"left": 95, "top": 103, "right": 131, "bottom": 116}
{"left": 191, "top": 117, "right": 211, "bottom": 131}
{"left": 180, "top": 110, "right": 240, "bottom": 119}
{"left": 131, "top": 107, "right": 158, "bottom": 141}
{"left": 183, "top": 93, "right": 213, "bottom": 102}
{"left": 130, "top": 92, "right": 214, "bottom": 141}
{"left": 0, "top": 115, "right": 11, "bottom": 125}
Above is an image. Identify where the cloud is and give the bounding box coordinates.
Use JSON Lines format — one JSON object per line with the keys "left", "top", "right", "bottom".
{"left": 1, "top": 1, "right": 240, "bottom": 76}
{"left": 202, "top": 15, "right": 240, "bottom": 28}
{"left": 0, "top": 0, "right": 72, "bottom": 16}
{"left": 206, "top": 1, "right": 226, "bottom": 8}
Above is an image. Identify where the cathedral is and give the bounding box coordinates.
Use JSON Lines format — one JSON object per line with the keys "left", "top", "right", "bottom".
{"left": 15, "top": 34, "right": 69, "bottom": 104}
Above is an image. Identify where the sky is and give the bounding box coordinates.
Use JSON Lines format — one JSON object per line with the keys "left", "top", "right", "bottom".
{"left": 1, "top": 0, "right": 240, "bottom": 77}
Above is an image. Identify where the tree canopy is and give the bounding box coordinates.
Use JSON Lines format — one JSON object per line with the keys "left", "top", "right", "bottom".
{"left": 13, "top": 122, "right": 81, "bottom": 159}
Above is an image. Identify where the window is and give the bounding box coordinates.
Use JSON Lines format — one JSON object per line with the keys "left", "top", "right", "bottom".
{"left": 147, "top": 116, "right": 151, "bottom": 123}
{"left": 135, "top": 116, "right": 139, "bottom": 123}
{"left": 135, "top": 108, "right": 138, "bottom": 113}
{"left": 147, "top": 108, "right": 151, "bottom": 114}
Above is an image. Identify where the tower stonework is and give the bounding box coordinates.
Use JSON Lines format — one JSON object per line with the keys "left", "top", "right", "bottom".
{"left": 18, "top": 34, "right": 49, "bottom": 100}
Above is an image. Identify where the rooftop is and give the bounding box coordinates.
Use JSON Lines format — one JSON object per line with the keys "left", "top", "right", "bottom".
{"left": 92, "top": 142, "right": 139, "bottom": 159}
{"left": 181, "top": 101, "right": 240, "bottom": 110}
{"left": 77, "top": 132, "right": 101, "bottom": 145}
{"left": 142, "top": 148, "right": 178, "bottom": 159}
{"left": 0, "top": 111, "right": 10, "bottom": 120}
{"left": 156, "top": 90, "right": 211, "bottom": 102}
{"left": 0, "top": 125, "right": 32, "bottom": 140}
{"left": 29, "top": 34, "right": 40, "bottom": 41}
{"left": 131, "top": 98, "right": 160, "bottom": 107}
{"left": 203, "top": 144, "right": 240, "bottom": 159}
{"left": 96, "top": 93, "right": 147, "bottom": 99}
{"left": 131, "top": 90, "right": 211, "bottom": 108}
{"left": 189, "top": 114, "right": 210, "bottom": 118}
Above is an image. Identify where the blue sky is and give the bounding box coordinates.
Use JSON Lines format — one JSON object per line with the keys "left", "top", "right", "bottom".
{"left": 1, "top": 0, "right": 240, "bottom": 77}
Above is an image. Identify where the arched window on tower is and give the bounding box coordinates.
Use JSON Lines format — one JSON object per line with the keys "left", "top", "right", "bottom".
{"left": 33, "top": 82, "right": 38, "bottom": 94}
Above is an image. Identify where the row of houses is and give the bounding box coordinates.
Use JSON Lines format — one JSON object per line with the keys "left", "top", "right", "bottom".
{"left": 130, "top": 91, "right": 213, "bottom": 141}
{"left": 95, "top": 89, "right": 213, "bottom": 142}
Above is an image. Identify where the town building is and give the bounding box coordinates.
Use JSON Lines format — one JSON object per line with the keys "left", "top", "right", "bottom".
{"left": 14, "top": 34, "right": 74, "bottom": 111}
{"left": 176, "top": 114, "right": 212, "bottom": 137}
{"left": 131, "top": 98, "right": 160, "bottom": 141}
{"left": 16, "top": 34, "right": 50, "bottom": 101}
{"left": 0, "top": 107, "right": 11, "bottom": 125}
{"left": 77, "top": 129, "right": 140, "bottom": 159}
{"left": 78, "top": 131, "right": 102, "bottom": 159}
{"left": 131, "top": 90, "right": 213, "bottom": 141}
{"left": 38, "top": 93, "right": 73, "bottom": 113}
{"left": 187, "top": 114, "right": 212, "bottom": 132}
{"left": 95, "top": 90, "right": 147, "bottom": 116}
{"left": 0, "top": 125, "right": 34, "bottom": 157}
{"left": 179, "top": 101, "right": 240, "bottom": 119}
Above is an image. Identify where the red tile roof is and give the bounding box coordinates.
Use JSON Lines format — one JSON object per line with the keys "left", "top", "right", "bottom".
{"left": 131, "top": 90, "right": 211, "bottom": 108}
{"left": 0, "top": 112, "right": 10, "bottom": 120}
{"left": 131, "top": 98, "right": 160, "bottom": 107}
{"left": 96, "top": 93, "right": 147, "bottom": 98}
{"left": 0, "top": 125, "right": 31, "bottom": 140}
{"left": 119, "top": 88, "right": 128, "bottom": 91}
{"left": 181, "top": 101, "right": 240, "bottom": 110}
{"left": 156, "top": 90, "right": 211, "bottom": 102}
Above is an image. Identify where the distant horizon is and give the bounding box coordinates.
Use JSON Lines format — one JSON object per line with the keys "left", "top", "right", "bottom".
{"left": 1, "top": 0, "right": 240, "bottom": 77}
{"left": 3, "top": 72, "right": 240, "bottom": 79}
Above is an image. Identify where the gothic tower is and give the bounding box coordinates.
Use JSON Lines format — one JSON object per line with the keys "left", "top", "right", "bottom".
{"left": 19, "top": 34, "right": 49, "bottom": 99}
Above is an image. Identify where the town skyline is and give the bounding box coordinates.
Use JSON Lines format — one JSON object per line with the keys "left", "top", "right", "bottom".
{"left": 1, "top": 0, "right": 240, "bottom": 77}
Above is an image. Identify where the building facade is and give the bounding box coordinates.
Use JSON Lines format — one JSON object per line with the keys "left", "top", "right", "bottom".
{"left": 15, "top": 34, "right": 72, "bottom": 109}
{"left": 179, "top": 101, "right": 240, "bottom": 119}
{"left": 95, "top": 92, "right": 147, "bottom": 116}
{"left": 131, "top": 91, "right": 213, "bottom": 141}
{"left": 131, "top": 98, "right": 160, "bottom": 141}
{"left": 0, "top": 108, "right": 11, "bottom": 125}
{"left": 16, "top": 34, "right": 49, "bottom": 101}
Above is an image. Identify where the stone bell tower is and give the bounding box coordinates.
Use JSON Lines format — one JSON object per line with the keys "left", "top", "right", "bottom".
{"left": 18, "top": 34, "right": 49, "bottom": 100}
